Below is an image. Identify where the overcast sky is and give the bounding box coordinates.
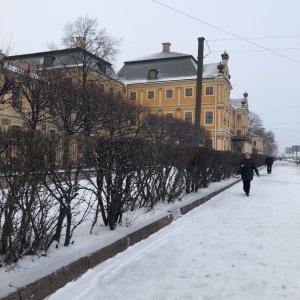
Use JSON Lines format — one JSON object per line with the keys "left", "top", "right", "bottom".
{"left": 1, "top": 0, "right": 300, "bottom": 155}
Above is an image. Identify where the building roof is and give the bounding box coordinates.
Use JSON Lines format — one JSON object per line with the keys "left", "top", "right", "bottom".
{"left": 5, "top": 48, "right": 119, "bottom": 81}
{"left": 231, "top": 135, "right": 252, "bottom": 142}
{"left": 125, "top": 51, "right": 191, "bottom": 62}
{"left": 117, "top": 50, "right": 220, "bottom": 84}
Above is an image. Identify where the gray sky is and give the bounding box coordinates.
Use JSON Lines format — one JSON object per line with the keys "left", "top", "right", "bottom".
{"left": 1, "top": 0, "right": 300, "bottom": 155}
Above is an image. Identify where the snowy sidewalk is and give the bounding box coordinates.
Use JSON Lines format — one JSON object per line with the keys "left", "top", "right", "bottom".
{"left": 48, "top": 161, "right": 300, "bottom": 300}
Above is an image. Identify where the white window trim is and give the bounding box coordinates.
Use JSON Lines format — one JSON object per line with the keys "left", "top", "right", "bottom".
{"left": 147, "top": 90, "right": 155, "bottom": 100}
{"left": 165, "top": 89, "right": 174, "bottom": 99}
{"left": 184, "top": 87, "right": 194, "bottom": 97}
{"left": 165, "top": 112, "right": 174, "bottom": 118}
{"left": 205, "top": 86, "right": 214, "bottom": 96}
{"left": 184, "top": 111, "right": 193, "bottom": 123}
{"left": 129, "top": 91, "right": 137, "bottom": 101}
{"left": 204, "top": 110, "right": 214, "bottom": 125}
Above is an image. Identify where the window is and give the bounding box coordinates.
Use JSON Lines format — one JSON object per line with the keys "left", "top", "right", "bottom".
{"left": 205, "top": 86, "right": 214, "bottom": 96}
{"left": 165, "top": 113, "right": 173, "bottom": 121}
{"left": 237, "top": 146, "right": 241, "bottom": 153}
{"left": 185, "top": 112, "right": 192, "bottom": 124}
{"left": 205, "top": 139, "right": 212, "bottom": 149}
{"left": 147, "top": 90, "right": 155, "bottom": 100}
{"left": 148, "top": 69, "right": 158, "bottom": 80}
{"left": 253, "top": 141, "right": 257, "bottom": 146}
{"left": 88, "top": 80, "right": 96, "bottom": 89}
{"left": 64, "top": 77, "right": 72, "bottom": 87}
{"left": 205, "top": 111, "right": 213, "bottom": 124}
{"left": 237, "top": 130, "right": 242, "bottom": 135}
{"left": 236, "top": 114, "right": 241, "bottom": 120}
{"left": 129, "top": 92, "right": 137, "bottom": 101}
{"left": 50, "top": 130, "right": 57, "bottom": 139}
{"left": 97, "top": 60, "right": 106, "bottom": 74}
{"left": 130, "top": 113, "right": 137, "bottom": 126}
{"left": 12, "top": 125, "right": 21, "bottom": 131}
{"left": 12, "top": 84, "right": 21, "bottom": 109}
{"left": 48, "top": 97, "right": 56, "bottom": 116}
{"left": 99, "top": 83, "right": 104, "bottom": 93}
{"left": 165, "top": 89, "right": 173, "bottom": 98}
{"left": 2, "top": 118, "right": 10, "bottom": 125}
{"left": 185, "top": 88, "right": 193, "bottom": 97}
{"left": 147, "top": 113, "right": 155, "bottom": 125}
{"left": 43, "top": 55, "right": 56, "bottom": 68}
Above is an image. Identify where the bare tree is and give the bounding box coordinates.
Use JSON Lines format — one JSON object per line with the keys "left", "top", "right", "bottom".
{"left": 8, "top": 66, "right": 50, "bottom": 130}
{"left": 49, "top": 15, "right": 123, "bottom": 137}
{"left": 61, "top": 15, "right": 122, "bottom": 63}
{"left": 43, "top": 135, "right": 92, "bottom": 246}
{"left": 248, "top": 111, "right": 277, "bottom": 154}
{"left": 140, "top": 114, "right": 210, "bottom": 146}
{"left": 45, "top": 71, "right": 98, "bottom": 167}
{"left": 46, "top": 72, "right": 85, "bottom": 136}
{"left": 248, "top": 111, "right": 264, "bottom": 138}
{"left": 98, "top": 94, "right": 149, "bottom": 139}
{"left": 0, "top": 128, "right": 57, "bottom": 263}
{"left": 0, "top": 51, "right": 15, "bottom": 102}
{"left": 262, "top": 130, "right": 277, "bottom": 155}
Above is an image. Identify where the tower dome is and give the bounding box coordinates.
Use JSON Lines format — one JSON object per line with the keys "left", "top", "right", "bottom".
{"left": 221, "top": 51, "right": 229, "bottom": 61}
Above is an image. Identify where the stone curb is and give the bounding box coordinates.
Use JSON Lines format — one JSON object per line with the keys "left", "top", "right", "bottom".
{"left": 1, "top": 178, "right": 241, "bottom": 300}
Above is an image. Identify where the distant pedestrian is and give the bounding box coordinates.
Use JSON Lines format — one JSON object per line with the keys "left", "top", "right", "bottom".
{"left": 239, "top": 152, "right": 259, "bottom": 196}
{"left": 265, "top": 156, "right": 274, "bottom": 174}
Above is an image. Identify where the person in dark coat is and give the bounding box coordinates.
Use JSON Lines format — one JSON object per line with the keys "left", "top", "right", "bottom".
{"left": 265, "top": 156, "right": 274, "bottom": 174}
{"left": 239, "top": 152, "right": 259, "bottom": 196}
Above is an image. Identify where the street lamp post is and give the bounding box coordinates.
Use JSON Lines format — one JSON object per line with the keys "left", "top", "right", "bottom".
{"left": 194, "top": 37, "right": 205, "bottom": 146}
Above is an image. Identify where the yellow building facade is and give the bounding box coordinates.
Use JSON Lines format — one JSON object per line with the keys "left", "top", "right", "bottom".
{"left": 118, "top": 43, "right": 249, "bottom": 151}
{"left": 1, "top": 48, "right": 125, "bottom": 135}
{"left": 1, "top": 42, "right": 257, "bottom": 153}
{"left": 252, "top": 135, "right": 264, "bottom": 154}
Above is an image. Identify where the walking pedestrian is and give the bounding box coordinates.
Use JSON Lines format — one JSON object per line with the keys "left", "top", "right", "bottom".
{"left": 265, "top": 155, "right": 274, "bottom": 174}
{"left": 239, "top": 152, "right": 259, "bottom": 196}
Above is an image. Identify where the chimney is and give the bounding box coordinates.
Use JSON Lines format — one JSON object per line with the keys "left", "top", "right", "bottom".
{"left": 0, "top": 50, "right": 4, "bottom": 60}
{"left": 162, "top": 42, "right": 171, "bottom": 52}
{"left": 75, "top": 36, "right": 86, "bottom": 48}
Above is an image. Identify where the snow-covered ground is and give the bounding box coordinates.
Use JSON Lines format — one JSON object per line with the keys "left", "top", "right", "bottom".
{"left": 0, "top": 162, "right": 240, "bottom": 299}
{"left": 45, "top": 160, "right": 300, "bottom": 300}
{"left": 1, "top": 161, "right": 299, "bottom": 300}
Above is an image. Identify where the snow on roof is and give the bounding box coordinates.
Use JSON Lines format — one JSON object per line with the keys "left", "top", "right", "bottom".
{"left": 120, "top": 76, "right": 197, "bottom": 85}
{"left": 231, "top": 98, "right": 247, "bottom": 109}
{"left": 124, "top": 51, "right": 191, "bottom": 63}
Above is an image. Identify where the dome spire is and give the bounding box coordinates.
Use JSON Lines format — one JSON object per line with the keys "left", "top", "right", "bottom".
{"left": 221, "top": 50, "right": 229, "bottom": 61}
